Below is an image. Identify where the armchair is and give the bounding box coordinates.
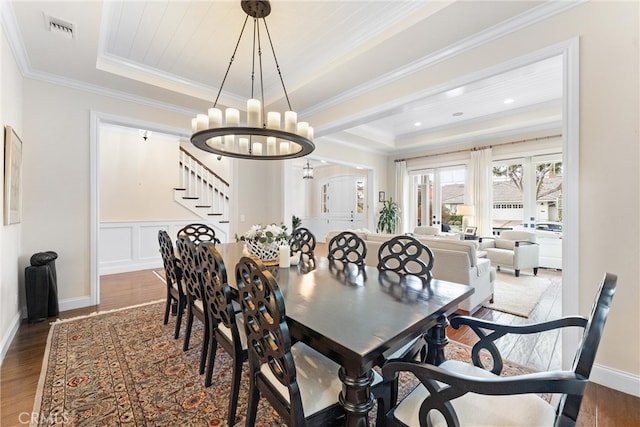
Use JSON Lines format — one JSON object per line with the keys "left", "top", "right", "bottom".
{"left": 479, "top": 230, "right": 539, "bottom": 277}
{"left": 382, "top": 272, "right": 617, "bottom": 427}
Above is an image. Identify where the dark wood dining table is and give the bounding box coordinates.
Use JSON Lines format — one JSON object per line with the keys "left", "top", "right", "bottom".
{"left": 216, "top": 242, "right": 474, "bottom": 427}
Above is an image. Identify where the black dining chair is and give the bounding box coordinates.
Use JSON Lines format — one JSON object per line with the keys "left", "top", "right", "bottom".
{"left": 289, "top": 227, "right": 316, "bottom": 261}
{"left": 377, "top": 235, "right": 436, "bottom": 364}
{"left": 382, "top": 272, "right": 617, "bottom": 427}
{"left": 158, "top": 230, "right": 186, "bottom": 339}
{"left": 177, "top": 223, "right": 220, "bottom": 245}
{"left": 327, "top": 231, "right": 368, "bottom": 271}
{"left": 236, "top": 255, "right": 359, "bottom": 426}
{"left": 175, "top": 236, "right": 210, "bottom": 375}
{"left": 197, "top": 242, "right": 248, "bottom": 425}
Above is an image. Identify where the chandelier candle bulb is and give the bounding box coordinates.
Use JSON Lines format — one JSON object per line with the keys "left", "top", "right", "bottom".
{"left": 225, "top": 108, "right": 240, "bottom": 126}
{"left": 208, "top": 108, "right": 222, "bottom": 128}
{"left": 279, "top": 245, "right": 291, "bottom": 268}
{"left": 267, "top": 112, "right": 281, "bottom": 129}
{"left": 196, "top": 114, "right": 209, "bottom": 131}
{"left": 252, "top": 142, "right": 263, "bottom": 155}
{"left": 297, "top": 121, "right": 309, "bottom": 137}
{"left": 280, "top": 142, "right": 290, "bottom": 155}
{"left": 191, "top": 118, "right": 198, "bottom": 133}
{"left": 247, "top": 99, "right": 261, "bottom": 128}
{"left": 307, "top": 126, "right": 314, "bottom": 140}
{"left": 267, "top": 137, "right": 276, "bottom": 155}
{"left": 224, "top": 135, "right": 235, "bottom": 152}
{"left": 284, "top": 111, "right": 297, "bottom": 133}
{"left": 239, "top": 138, "right": 249, "bottom": 154}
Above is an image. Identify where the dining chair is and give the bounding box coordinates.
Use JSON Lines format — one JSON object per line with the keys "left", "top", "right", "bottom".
{"left": 158, "top": 230, "right": 186, "bottom": 339}
{"left": 197, "top": 242, "right": 248, "bottom": 426}
{"left": 289, "top": 227, "right": 316, "bottom": 260}
{"left": 177, "top": 223, "right": 221, "bottom": 245}
{"left": 327, "top": 231, "right": 368, "bottom": 271}
{"left": 377, "top": 235, "right": 435, "bottom": 363}
{"left": 175, "top": 236, "right": 210, "bottom": 375}
{"left": 382, "top": 272, "right": 617, "bottom": 427}
{"left": 235, "top": 255, "right": 349, "bottom": 426}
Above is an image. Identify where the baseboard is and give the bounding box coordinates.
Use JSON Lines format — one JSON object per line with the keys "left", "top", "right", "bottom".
{"left": 591, "top": 363, "right": 640, "bottom": 397}
{"left": 58, "top": 296, "right": 94, "bottom": 312}
{"left": 99, "top": 260, "right": 163, "bottom": 276}
{"left": 0, "top": 309, "right": 23, "bottom": 367}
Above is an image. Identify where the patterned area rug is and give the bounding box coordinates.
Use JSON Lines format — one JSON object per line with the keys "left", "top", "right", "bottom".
{"left": 33, "top": 301, "right": 538, "bottom": 426}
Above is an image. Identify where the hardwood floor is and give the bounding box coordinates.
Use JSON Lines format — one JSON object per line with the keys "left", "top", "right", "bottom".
{"left": 1, "top": 257, "right": 638, "bottom": 426}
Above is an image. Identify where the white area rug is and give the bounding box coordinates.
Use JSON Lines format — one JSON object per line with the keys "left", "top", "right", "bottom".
{"left": 483, "top": 273, "right": 551, "bottom": 317}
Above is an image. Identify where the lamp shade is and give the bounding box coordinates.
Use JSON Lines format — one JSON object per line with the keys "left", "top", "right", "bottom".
{"left": 457, "top": 205, "right": 475, "bottom": 216}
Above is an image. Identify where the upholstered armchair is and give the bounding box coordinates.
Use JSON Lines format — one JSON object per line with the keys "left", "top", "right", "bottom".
{"left": 479, "top": 230, "right": 539, "bottom": 277}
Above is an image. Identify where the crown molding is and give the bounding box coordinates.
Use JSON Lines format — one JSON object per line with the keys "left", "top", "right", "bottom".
{"left": 302, "top": 0, "right": 585, "bottom": 118}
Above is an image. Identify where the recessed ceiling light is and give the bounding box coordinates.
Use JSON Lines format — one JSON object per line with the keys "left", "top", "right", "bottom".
{"left": 453, "top": 112, "right": 464, "bottom": 117}
{"left": 414, "top": 122, "right": 422, "bottom": 127}
{"left": 504, "top": 98, "right": 515, "bottom": 104}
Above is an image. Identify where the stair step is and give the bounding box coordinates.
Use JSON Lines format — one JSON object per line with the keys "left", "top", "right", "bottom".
{"left": 195, "top": 205, "right": 211, "bottom": 208}
{"left": 208, "top": 213, "right": 223, "bottom": 216}
{"left": 174, "top": 187, "right": 186, "bottom": 191}
{"left": 183, "top": 196, "right": 199, "bottom": 200}
{"left": 219, "top": 221, "right": 230, "bottom": 224}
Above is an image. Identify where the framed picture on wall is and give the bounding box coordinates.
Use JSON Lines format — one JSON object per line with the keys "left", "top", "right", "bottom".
{"left": 4, "top": 126, "right": 23, "bottom": 225}
{"left": 379, "top": 191, "right": 386, "bottom": 202}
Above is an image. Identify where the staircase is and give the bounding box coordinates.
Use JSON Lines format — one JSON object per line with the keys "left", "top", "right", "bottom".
{"left": 174, "top": 147, "right": 231, "bottom": 236}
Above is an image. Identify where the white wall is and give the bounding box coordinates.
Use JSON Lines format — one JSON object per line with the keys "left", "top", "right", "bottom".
{"left": 0, "top": 18, "right": 23, "bottom": 363}
{"left": 380, "top": 2, "right": 639, "bottom": 390}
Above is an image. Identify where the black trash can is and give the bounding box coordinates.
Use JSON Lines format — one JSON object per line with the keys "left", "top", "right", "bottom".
{"left": 25, "top": 251, "right": 59, "bottom": 323}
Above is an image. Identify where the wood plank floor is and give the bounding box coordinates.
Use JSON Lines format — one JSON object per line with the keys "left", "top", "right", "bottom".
{"left": 2, "top": 253, "right": 638, "bottom": 426}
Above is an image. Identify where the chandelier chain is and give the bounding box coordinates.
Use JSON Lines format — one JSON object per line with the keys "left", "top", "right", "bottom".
{"left": 262, "top": 18, "right": 292, "bottom": 111}
{"left": 214, "top": 15, "right": 250, "bottom": 108}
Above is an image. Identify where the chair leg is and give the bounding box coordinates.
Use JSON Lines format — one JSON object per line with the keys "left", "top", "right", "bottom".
{"left": 245, "top": 379, "right": 260, "bottom": 427}
{"left": 163, "top": 294, "right": 171, "bottom": 325}
{"left": 515, "top": 269, "right": 520, "bottom": 277}
{"left": 227, "top": 354, "right": 244, "bottom": 426}
{"left": 533, "top": 267, "right": 538, "bottom": 276}
{"left": 173, "top": 303, "right": 184, "bottom": 339}
{"left": 183, "top": 309, "right": 193, "bottom": 352}
{"left": 205, "top": 338, "right": 218, "bottom": 387}
{"left": 199, "top": 323, "right": 210, "bottom": 375}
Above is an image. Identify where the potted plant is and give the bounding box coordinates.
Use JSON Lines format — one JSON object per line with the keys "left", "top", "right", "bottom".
{"left": 377, "top": 197, "right": 400, "bottom": 234}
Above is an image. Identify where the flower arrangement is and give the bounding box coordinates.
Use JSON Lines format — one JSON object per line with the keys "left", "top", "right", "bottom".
{"left": 239, "top": 223, "right": 290, "bottom": 263}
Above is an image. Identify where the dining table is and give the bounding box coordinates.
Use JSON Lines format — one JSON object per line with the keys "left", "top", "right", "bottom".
{"left": 216, "top": 242, "right": 474, "bottom": 427}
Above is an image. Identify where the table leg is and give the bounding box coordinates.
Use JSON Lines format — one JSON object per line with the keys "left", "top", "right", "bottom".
{"left": 338, "top": 367, "right": 376, "bottom": 427}
{"left": 425, "top": 313, "right": 450, "bottom": 365}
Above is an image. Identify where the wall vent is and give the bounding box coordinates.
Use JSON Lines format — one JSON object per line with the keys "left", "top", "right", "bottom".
{"left": 44, "top": 14, "right": 76, "bottom": 39}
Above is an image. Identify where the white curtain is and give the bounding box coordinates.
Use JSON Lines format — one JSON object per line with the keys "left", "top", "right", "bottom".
{"left": 395, "top": 161, "right": 409, "bottom": 233}
{"left": 469, "top": 148, "right": 493, "bottom": 237}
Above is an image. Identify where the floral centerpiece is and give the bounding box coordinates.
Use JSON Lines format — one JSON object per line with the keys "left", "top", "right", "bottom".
{"left": 239, "top": 223, "right": 290, "bottom": 264}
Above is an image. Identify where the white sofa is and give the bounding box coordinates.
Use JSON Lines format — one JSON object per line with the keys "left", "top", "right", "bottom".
{"left": 325, "top": 231, "right": 495, "bottom": 314}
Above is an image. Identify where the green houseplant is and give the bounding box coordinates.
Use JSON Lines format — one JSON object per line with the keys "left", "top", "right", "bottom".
{"left": 377, "top": 197, "right": 400, "bottom": 234}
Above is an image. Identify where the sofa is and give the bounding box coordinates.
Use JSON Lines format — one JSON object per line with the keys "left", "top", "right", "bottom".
{"left": 325, "top": 231, "right": 495, "bottom": 314}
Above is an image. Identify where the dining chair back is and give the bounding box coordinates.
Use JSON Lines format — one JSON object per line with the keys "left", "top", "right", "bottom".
{"left": 289, "top": 227, "right": 316, "bottom": 260}
{"left": 236, "top": 255, "right": 346, "bottom": 426}
{"left": 382, "top": 272, "right": 617, "bottom": 427}
{"left": 327, "top": 231, "right": 367, "bottom": 270}
{"left": 175, "top": 236, "right": 210, "bottom": 375}
{"left": 197, "top": 242, "right": 248, "bottom": 425}
{"left": 177, "top": 223, "right": 220, "bottom": 245}
{"left": 158, "top": 230, "right": 186, "bottom": 339}
{"left": 377, "top": 235, "right": 435, "bottom": 280}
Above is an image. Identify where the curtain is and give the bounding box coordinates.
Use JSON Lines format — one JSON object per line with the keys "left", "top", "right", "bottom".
{"left": 469, "top": 148, "right": 493, "bottom": 237}
{"left": 395, "top": 161, "right": 409, "bottom": 233}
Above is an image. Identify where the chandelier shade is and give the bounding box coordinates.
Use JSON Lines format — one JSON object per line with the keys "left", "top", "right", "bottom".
{"left": 189, "top": 0, "right": 315, "bottom": 160}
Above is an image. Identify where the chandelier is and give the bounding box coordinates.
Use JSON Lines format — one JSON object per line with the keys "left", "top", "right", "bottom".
{"left": 190, "top": 0, "right": 315, "bottom": 160}
{"left": 302, "top": 160, "right": 314, "bottom": 179}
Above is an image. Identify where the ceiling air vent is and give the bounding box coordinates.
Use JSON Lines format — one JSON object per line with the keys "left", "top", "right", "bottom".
{"left": 44, "top": 14, "right": 76, "bottom": 39}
